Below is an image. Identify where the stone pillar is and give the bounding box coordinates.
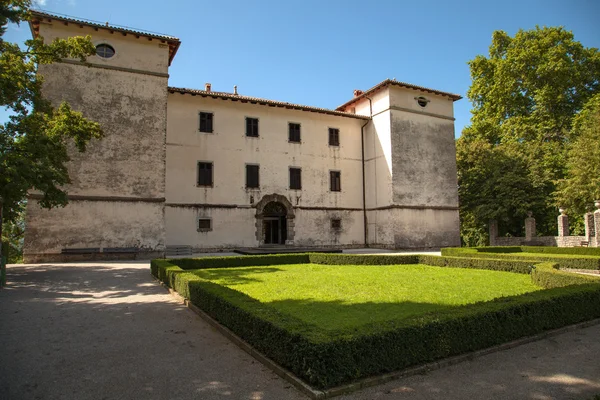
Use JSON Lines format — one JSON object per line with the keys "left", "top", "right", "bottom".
{"left": 489, "top": 219, "right": 498, "bottom": 246}
{"left": 584, "top": 212, "right": 595, "bottom": 241}
{"left": 525, "top": 211, "right": 536, "bottom": 241}
{"left": 557, "top": 208, "right": 569, "bottom": 237}
{"left": 594, "top": 201, "right": 600, "bottom": 247}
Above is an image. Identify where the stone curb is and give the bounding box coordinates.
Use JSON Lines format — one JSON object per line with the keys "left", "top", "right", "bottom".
{"left": 154, "top": 275, "right": 600, "bottom": 399}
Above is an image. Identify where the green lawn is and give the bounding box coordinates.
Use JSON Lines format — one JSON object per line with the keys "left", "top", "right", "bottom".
{"left": 192, "top": 264, "right": 541, "bottom": 331}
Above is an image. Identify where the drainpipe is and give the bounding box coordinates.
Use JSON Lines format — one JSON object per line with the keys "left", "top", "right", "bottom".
{"left": 360, "top": 97, "right": 373, "bottom": 247}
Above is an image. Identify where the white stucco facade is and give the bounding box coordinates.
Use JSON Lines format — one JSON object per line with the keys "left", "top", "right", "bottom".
{"left": 23, "top": 11, "right": 462, "bottom": 262}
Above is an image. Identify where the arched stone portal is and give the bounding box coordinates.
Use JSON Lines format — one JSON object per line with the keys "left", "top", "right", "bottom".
{"left": 255, "top": 194, "right": 295, "bottom": 245}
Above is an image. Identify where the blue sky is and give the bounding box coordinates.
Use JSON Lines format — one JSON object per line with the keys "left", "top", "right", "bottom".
{"left": 5, "top": 0, "right": 600, "bottom": 136}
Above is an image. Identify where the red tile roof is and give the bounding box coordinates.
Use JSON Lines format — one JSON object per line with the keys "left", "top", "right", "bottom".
{"left": 29, "top": 10, "right": 181, "bottom": 66}
{"left": 168, "top": 87, "right": 371, "bottom": 120}
{"left": 336, "top": 79, "right": 462, "bottom": 111}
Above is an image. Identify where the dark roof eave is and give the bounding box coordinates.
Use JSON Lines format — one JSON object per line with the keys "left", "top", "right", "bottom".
{"left": 336, "top": 79, "right": 462, "bottom": 111}
{"left": 168, "top": 87, "right": 371, "bottom": 120}
{"left": 29, "top": 10, "right": 181, "bottom": 66}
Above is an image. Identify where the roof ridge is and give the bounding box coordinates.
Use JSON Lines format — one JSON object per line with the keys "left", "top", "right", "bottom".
{"left": 336, "top": 78, "right": 462, "bottom": 110}
{"left": 29, "top": 9, "right": 180, "bottom": 41}
{"left": 168, "top": 86, "right": 370, "bottom": 120}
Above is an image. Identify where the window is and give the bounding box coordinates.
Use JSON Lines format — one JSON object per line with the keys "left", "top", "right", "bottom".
{"left": 246, "top": 164, "right": 259, "bottom": 188}
{"left": 289, "top": 167, "right": 301, "bottom": 190}
{"left": 199, "top": 112, "right": 213, "bottom": 133}
{"left": 416, "top": 96, "right": 429, "bottom": 108}
{"left": 198, "top": 218, "right": 212, "bottom": 232}
{"left": 95, "top": 44, "right": 115, "bottom": 59}
{"left": 288, "top": 123, "right": 301, "bottom": 143}
{"left": 246, "top": 117, "right": 259, "bottom": 137}
{"left": 330, "top": 170, "right": 341, "bottom": 192}
{"left": 331, "top": 219, "right": 341, "bottom": 230}
{"left": 197, "top": 162, "right": 213, "bottom": 186}
{"left": 329, "top": 128, "right": 340, "bottom": 146}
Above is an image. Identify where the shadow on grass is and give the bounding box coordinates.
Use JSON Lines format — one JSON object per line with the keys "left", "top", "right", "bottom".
{"left": 265, "top": 298, "right": 455, "bottom": 331}
{"left": 191, "top": 266, "right": 284, "bottom": 285}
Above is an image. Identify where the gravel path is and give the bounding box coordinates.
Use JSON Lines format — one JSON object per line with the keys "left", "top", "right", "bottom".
{"left": 1, "top": 261, "right": 599, "bottom": 400}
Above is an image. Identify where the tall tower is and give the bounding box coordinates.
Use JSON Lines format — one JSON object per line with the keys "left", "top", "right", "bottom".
{"left": 23, "top": 11, "right": 180, "bottom": 262}
{"left": 338, "top": 80, "right": 462, "bottom": 249}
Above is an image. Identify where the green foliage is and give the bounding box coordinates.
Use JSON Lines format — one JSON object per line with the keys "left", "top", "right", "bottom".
{"left": 165, "top": 254, "right": 310, "bottom": 270}
{"left": 1, "top": 205, "right": 24, "bottom": 263}
{"left": 554, "top": 94, "right": 600, "bottom": 215}
{"left": 531, "top": 262, "right": 600, "bottom": 289}
{"left": 0, "top": 0, "right": 103, "bottom": 223}
{"left": 521, "top": 246, "right": 600, "bottom": 257}
{"left": 418, "top": 254, "right": 532, "bottom": 274}
{"left": 152, "top": 256, "right": 600, "bottom": 389}
{"left": 458, "top": 26, "right": 600, "bottom": 244}
{"left": 309, "top": 253, "right": 419, "bottom": 265}
{"left": 441, "top": 247, "right": 600, "bottom": 270}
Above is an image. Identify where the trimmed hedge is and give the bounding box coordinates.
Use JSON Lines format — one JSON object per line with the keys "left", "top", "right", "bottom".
{"left": 521, "top": 246, "right": 600, "bottom": 257}
{"left": 166, "top": 253, "right": 310, "bottom": 270}
{"left": 531, "top": 262, "right": 600, "bottom": 289}
{"left": 417, "top": 255, "right": 532, "bottom": 274}
{"left": 440, "top": 247, "right": 600, "bottom": 270}
{"left": 152, "top": 256, "right": 600, "bottom": 389}
{"left": 309, "top": 253, "right": 419, "bottom": 265}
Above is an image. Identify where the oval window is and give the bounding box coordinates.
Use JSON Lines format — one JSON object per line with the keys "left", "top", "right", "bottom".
{"left": 96, "top": 44, "right": 115, "bottom": 59}
{"left": 416, "top": 96, "right": 429, "bottom": 108}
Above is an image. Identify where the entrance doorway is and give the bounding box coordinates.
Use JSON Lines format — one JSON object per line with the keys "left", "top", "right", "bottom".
{"left": 262, "top": 202, "right": 287, "bottom": 245}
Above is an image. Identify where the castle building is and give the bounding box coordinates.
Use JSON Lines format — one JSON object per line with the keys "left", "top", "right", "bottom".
{"left": 23, "top": 10, "right": 462, "bottom": 262}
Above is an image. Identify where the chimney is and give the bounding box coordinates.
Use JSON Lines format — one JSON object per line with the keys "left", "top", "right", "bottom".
{"left": 353, "top": 89, "right": 364, "bottom": 97}
{"left": 233, "top": 85, "right": 238, "bottom": 95}
{"left": 205, "top": 83, "right": 211, "bottom": 92}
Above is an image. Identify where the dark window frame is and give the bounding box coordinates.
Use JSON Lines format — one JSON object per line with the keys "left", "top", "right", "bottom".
{"left": 288, "top": 122, "right": 301, "bottom": 143}
{"left": 289, "top": 167, "right": 302, "bottom": 190}
{"left": 331, "top": 219, "right": 342, "bottom": 230}
{"left": 246, "top": 117, "right": 259, "bottom": 137}
{"left": 328, "top": 127, "right": 340, "bottom": 146}
{"left": 246, "top": 164, "right": 260, "bottom": 189}
{"left": 197, "top": 161, "right": 213, "bottom": 187}
{"left": 199, "top": 112, "right": 214, "bottom": 133}
{"left": 197, "top": 218, "right": 212, "bottom": 232}
{"left": 330, "top": 170, "right": 341, "bottom": 192}
{"left": 96, "top": 43, "right": 116, "bottom": 59}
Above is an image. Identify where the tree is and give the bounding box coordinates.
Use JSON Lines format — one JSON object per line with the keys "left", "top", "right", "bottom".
{"left": 0, "top": 1, "right": 103, "bottom": 275}
{"left": 458, "top": 26, "right": 600, "bottom": 244}
{"left": 554, "top": 93, "right": 600, "bottom": 216}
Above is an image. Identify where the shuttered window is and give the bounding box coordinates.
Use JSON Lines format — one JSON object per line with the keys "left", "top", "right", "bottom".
{"left": 330, "top": 170, "right": 341, "bottom": 192}
{"left": 199, "top": 112, "right": 213, "bottom": 133}
{"left": 246, "top": 117, "right": 259, "bottom": 137}
{"left": 197, "top": 162, "right": 213, "bottom": 186}
{"left": 289, "top": 167, "right": 302, "bottom": 190}
{"left": 289, "top": 123, "right": 301, "bottom": 143}
{"left": 328, "top": 128, "right": 340, "bottom": 146}
{"left": 246, "top": 165, "right": 260, "bottom": 188}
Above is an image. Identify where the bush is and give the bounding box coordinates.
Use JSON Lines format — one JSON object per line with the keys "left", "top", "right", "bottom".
{"left": 521, "top": 246, "right": 600, "bottom": 257}
{"left": 308, "top": 253, "right": 419, "bottom": 265}
{"left": 531, "top": 262, "right": 600, "bottom": 289}
{"left": 166, "top": 253, "right": 310, "bottom": 270}
{"left": 154, "top": 257, "right": 600, "bottom": 389}
{"left": 417, "top": 255, "right": 532, "bottom": 274}
{"left": 440, "top": 248, "right": 600, "bottom": 270}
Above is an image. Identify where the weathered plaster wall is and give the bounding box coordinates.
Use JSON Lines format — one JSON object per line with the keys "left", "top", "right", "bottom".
{"left": 24, "top": 200, "right": 165, "bottom": 255}
{"left": 165, "top": 206, "right": 364, "bottom": 249}
{"left": 38, "top": 63, "right": 168, "bottom": 198}
{"left": 24, "top": 22, "right": 168, "bottom": 259}
{"left": 367, "top": 208, "right": 460, "bottom": 248}
{"left": 389, "top": 88, "right": 458, "bottom": 208}
{"left": 165, "top": 93, "right": 366, "bottom": 248}
{"left": 35, "top": 21, "right": 170, "bottom": 74}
